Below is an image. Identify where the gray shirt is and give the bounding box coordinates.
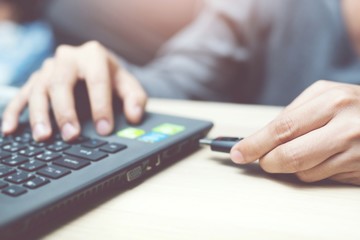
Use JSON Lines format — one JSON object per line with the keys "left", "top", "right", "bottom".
{"left": 127, "top": 0, "right": 360, "bottom": 106}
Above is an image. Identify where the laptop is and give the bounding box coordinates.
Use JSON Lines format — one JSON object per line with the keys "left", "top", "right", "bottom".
{"left": 0, "top": 84, "right": 213, "bottom": 239}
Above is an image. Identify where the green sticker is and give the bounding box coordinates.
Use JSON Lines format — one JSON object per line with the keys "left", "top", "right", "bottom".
{"left": 152, "top": 123, "right": 185, "bottom": 135}
{"left": 117, "top": 128, "right": 145, "bottom": 139}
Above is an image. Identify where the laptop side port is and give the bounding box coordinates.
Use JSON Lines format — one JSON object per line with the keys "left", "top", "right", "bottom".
{"left": 155, "top": 155, "right": 161, "bottom": 167}
{"left": 126, "top": 166, "right": 143, "bottom": 182}
{"left": 145, "top": 155, "right": 161, "bottom": 172}
{"left": 162, "top": 145, "right": 181, "bottom": 159}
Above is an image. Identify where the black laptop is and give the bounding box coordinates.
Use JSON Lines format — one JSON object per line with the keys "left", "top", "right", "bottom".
{"left": 0, "top": 85, "right": 213, "bottom": 239}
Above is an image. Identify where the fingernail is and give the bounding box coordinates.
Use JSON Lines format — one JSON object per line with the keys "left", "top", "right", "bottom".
{"left": 1, "top": 120, "right": 13, "bottom": 133}
{"left": 62, "top": 123, "right": 78, "bottom": 141}
{"left": 96, "top": 119, "right": 111, "bottom": 135}
{"left": 33, "top": 123, "right": 50, "bottom": 141}
{"left": 231, "top": 149, "right": 245, "bottom": 164}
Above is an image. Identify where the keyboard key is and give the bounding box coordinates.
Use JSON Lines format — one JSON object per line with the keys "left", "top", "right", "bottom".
{"left": 0, "top": 180, "right": 8, "bottom": 189}
{"left": 100, "top": 143, "right": 127, "bottom": 154}
{"left": 0, "top": 165, "right": 16, "bottom": 177}
{"left": 14, "top": 133, "right": 32, "bottom": 143}
{"left": 24, "top": 176, "right": 49, "bottom": 189}
{"left": 2, "top": 155, "right": 28, "bottom": 166}
{"left": 47, "top": 141, "right": 70, "bottom": 152}
{"left": 0, "top": 137, "right": 11, "bottom": 147}
{"left": 82, "top": 139, "right": 107, "bottom": 149}
{"left": 19, "top": 160, "right": 46, "bottom": 172}
{"left": 5, "top": 171, "right": 35, "bottom": 184}
{"left": 65, "top": 147, "right": 108, "bottom": 161}
{"left": 2, "top": 185, "right": 27, "bottom": 197}
{"left": 3, "top": 142, "right": 27, "bottom": 152}
{"left": 0, "top": 150, "right": 11, "bottom": 160}
{"left": 30, "top": 140, "right": 49, "bottom": 148}
{"left": 36, "top": 151, "right": 61, "bottom": 162}
{"left": 53, "top": 156, "right": 90, "bottom": 170}
{"left": 37, "top": 166, "right": 71, "bottom": 179}
{"left": 19, "top": 146, "right": 44, "bottom": 157}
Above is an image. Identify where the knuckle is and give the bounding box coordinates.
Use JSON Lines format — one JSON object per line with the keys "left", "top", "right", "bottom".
{"left": 48, "top": 82, "right": 59, "bottom": 94}
{"left": 56, "top": 109, "right": 76, "bottom": 125}
{"left": 92, "top": 100, "right": 111, "bottom": 114}
{"left": 55, "top": 45, "right": 72, "bottom": 57}
{"left": 29, "top": 109, "right": 47, "bottom": 125}
{"left": 329, "top": 88, "right": 355, "bottom": 109}
{"left": 87, "top": 74, "right": 106, "bottom": 85}
{"left": 30, "top": 71, "right": 51, "bottom": 88}
{"left": 84, "top": 41, "right": 105, "bottom": 52}
{"left": 312, "top": 80, "right": 331, "bottom": 90}
{"left": 340, "top": 117, "right": 360, "bottom": 144}
{"left": 49, "top": 70, "right": 75, "bottom": 87}
{"left": 272, "top": 116, "right": 297, "bottom": 144}
{"left": 49, "top": 77, "right": 65, "bottom": 90}
{"left": 280, "top": 145, "right": 302, "bottom": 173}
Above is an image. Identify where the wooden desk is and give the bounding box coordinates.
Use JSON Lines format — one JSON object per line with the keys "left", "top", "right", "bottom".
{"left": 44, "top": 99, "right": 360, "bottom": 240}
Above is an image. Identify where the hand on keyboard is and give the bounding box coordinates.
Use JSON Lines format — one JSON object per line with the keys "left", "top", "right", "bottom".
{"left": 1, "top": 41, "right": 147, "bottom": 142}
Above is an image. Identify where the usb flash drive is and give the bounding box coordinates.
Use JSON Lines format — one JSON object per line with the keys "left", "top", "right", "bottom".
{"left": 199, "top": 137, "right": 243, "bottom": 153}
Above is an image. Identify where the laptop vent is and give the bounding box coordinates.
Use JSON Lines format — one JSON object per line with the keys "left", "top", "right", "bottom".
{"left": 5, "top": 170, "right": 127, "bottom": 239}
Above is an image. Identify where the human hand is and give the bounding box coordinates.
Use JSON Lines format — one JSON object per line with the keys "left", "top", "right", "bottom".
{"left": 230, "top": 80, "right": 360, "bottom": 185}
{"left": 2, "top": 41, "right": 147, "bottom": 142}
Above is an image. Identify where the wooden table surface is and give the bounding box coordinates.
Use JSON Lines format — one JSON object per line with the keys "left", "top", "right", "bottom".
{"left": 43, "top": 99, "right": 360, "bottom": 240}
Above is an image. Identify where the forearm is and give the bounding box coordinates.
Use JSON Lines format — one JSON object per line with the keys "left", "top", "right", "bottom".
{"left": 124, "top": 2, "right": 253, "bottom": 102}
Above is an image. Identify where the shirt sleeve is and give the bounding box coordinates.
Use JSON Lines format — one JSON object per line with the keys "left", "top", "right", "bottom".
{"left": 125, "top": 0, "right": 270, "bottom": 102}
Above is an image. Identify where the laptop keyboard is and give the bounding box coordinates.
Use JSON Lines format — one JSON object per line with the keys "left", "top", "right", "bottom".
{"left": 0, "top": 126, "right": 127, "bottom": 197}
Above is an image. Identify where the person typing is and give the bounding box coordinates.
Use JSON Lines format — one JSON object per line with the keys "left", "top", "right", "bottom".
{"left": 2, "top": 0, "right": 360, "bottom": 185}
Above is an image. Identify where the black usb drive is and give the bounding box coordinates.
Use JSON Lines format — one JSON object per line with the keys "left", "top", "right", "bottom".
{"left": 199, "top": 137, "right": 243, "bottom": 153}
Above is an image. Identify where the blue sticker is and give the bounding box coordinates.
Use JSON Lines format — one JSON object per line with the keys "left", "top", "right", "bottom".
{"left": 138, "top": 132, "right": 169, "bottom": 143}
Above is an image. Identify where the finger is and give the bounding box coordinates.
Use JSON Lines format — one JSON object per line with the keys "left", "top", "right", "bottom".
{"left": 48, "top": 57, "right": 80, "bottom": 141}
{"left": 295, "top": 146, "right": 360, "bottom": 183}
{"left": 2, "top": 76, "right": 34, "bottom": 135}
{"left": 77, "top": 42, "right": 114, "bottom": 135}
{"left": 259, "top": 121, "right": 345, "bottom": 173}
{"left": 29, "top": 85, "right": 52, "bottom": 141}
{"left": 230, "top": 92, "right": 339, "bottom": 164}
{"left": 114, "top": 69, "right": 147, "bottom": 124}
{"left": 28, "top": 58, "right": 55, "bottom": 141}
{"left": 330, "top": 172, "right": 360, "bottom": 186}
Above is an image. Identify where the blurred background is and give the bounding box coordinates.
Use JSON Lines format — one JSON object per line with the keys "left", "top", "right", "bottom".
{"left": 0, "top": 0, "right": 205, "bottom": 92}
{"left": 46, "top": 0, "right": 204, "bottom": 65}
